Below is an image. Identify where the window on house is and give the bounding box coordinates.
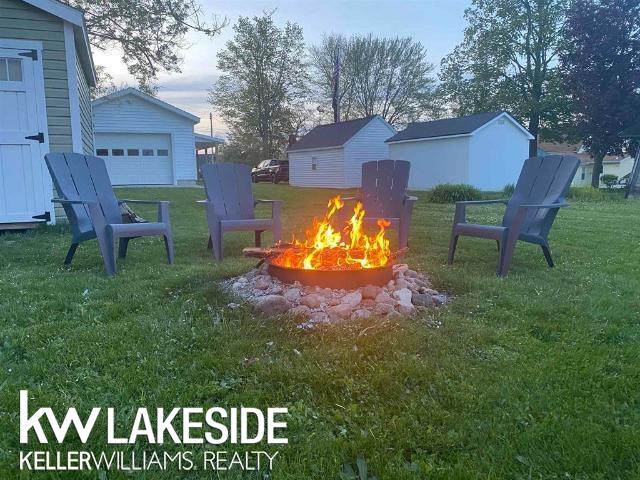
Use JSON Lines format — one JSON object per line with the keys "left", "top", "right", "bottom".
{"left": 0, "top": 58, "right": 22, "bottom": 82}
{"left": 157, "top": 149, "right": 169, "bottom": 156}
{"left": 112, "top": 149, "right": 124, "bottom": 156}
{"left": 581, "top": 167, "right": 585, "bottom": 180}
{"left": 96, "top": 149, "right": 108, "bottom": 156}
{"left": 127, "top": 149, "right": 140, "bottom": 156}
{"left": 142, "top": 149, "right": 154, "bottom": 156}
{"left": 311, "top": 157, "right": 317, "bottom": 171}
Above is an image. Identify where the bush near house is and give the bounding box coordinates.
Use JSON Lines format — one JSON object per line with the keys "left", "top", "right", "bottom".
{"left": 427, "top": 183, "right": 482, "bottom": 203}
{"left": 600, "top": 174, "right": 619, "bottom": 189}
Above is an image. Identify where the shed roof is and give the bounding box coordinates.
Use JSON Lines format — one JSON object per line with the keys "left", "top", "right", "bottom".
{"left": 23, "top": 0, "right": 96, "bottom": 86}
{"left": 288, "top": 116, "right": 380, "bottom": 152}
{"left": 386, "top": 111, "right": 533, "bottom": 143}
{"left": 92, "top": 88, "right": 200, "bottom": 123}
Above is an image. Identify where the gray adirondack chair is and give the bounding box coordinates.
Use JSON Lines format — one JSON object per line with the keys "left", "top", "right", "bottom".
{"left": 448, "top": 155, "right": 579, "bottom": 277}
{"left": 201, "top": 163, "right": 282, "bottom": 260}
{"left": 343, "top": 159, "right": 417, "bottom": 249}
{"left": 45, "top": 152, "right": 174, "bottom": 277}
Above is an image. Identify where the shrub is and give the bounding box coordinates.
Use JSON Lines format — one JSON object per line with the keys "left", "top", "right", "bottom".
{"left": 503, "top": 183, "right": 515, "bottom": 197}
{"left": 428, "top": 184, "right": 482, "bottom": 203}
{"left": 600, "top": 174, "right": 618, "bottom": 189}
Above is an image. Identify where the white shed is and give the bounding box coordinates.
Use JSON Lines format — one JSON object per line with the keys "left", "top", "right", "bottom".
{"left": 288, "top": 115, "right": 396, "bottom": 188}
{"left": 386, "top": 111, "right": 534, "bottom": 191}
{"left": 92, "top": 88, "right": 200, "bottom": 185}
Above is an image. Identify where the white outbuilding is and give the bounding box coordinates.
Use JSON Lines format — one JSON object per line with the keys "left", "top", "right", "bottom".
{"left": 288, "top": 115, "right": 396, "bottom": 188}
{"left": 92, "top": 88, "right": 202, "bottom": 185}
{"left": 386, "top": 111, "right": 534, "bottom": 191}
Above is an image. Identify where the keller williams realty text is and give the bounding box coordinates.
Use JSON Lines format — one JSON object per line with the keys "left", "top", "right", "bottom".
{"left": 18, "top": 391, "right": 287, "bottom": 472}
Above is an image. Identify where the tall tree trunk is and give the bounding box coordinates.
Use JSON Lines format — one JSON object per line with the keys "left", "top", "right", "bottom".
{"left": 528, "top": 111, "right": 540, "bottom": 158}
{"left": 591, "top": 152, "right": 605, "bottom": 188}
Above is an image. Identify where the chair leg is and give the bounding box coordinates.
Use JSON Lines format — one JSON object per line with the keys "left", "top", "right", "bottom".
{"left": 497, "top": 232, "right": 517, "bottom": 277}
{"left": 118, "top": 238, "right": 130, "bottom": 259}
{"left": 64, "top": 243, "right": 78, "bottom": 265}
{"left": 398, "top": 221, "right": 410, "bottom": 250}
{"left": 164, "top": 234, "right": 175, "bottom": 264}
{"left": 255, "top": 230, "right": 263, "bottom": 247}
{"left": 448, "top": 234, "right": 459, "bottom": 265}
{"left": 496, "top": 240, "right": 501, "bottom": 252}
{"left": 541, "top": 244, "right": 554, "bottom": 268}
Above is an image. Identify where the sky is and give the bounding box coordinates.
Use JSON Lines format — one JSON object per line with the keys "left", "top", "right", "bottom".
{"left": 94, "top": 0, "right": 472, "bottom": 136}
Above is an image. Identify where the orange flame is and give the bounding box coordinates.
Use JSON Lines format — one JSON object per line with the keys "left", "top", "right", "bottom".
{"left": 272, "top": 195, "right": 391, "bottom": 270}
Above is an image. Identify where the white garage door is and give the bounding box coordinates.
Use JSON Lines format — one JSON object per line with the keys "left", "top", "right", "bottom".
{"left": 95, "top": 133, "right": 173, "bottom": 185}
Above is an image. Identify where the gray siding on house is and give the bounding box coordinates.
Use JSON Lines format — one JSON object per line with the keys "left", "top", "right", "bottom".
{"left": 288, "top": 148, "right": 346, "bottom": 188}
{"left": 343, "top": 118, "right": 394, "bottom": 187}
{"left": 76, "top": 50, "right": 93, "bottom": 154}
{"left": 0, "top": 0, "right": 73, "bottom": 152}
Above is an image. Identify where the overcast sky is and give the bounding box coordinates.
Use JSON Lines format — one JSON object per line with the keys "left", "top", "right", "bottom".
{"left": 94, "top": 0, "right": 472, "bottom": 135}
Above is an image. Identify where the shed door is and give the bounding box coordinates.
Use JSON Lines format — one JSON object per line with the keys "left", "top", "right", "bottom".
{"left": 95, "top": 133, "right": 173, "bottom": 185}
{"left": 0, "top": 45, "right": 51, "bottom": 225}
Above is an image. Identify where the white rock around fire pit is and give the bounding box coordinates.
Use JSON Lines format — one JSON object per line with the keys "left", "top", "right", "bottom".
{"left": 225, "top": 263, "right": 447, "bottom": 328}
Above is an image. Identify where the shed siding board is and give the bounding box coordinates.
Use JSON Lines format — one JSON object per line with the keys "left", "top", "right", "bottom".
{"left": 93, "top": 95, "right": 197, "bottom": 182}
{"left": 388, "top": 137, "right": 470, "bottom": 190}
{"left": 468, "top": 119, "right": 529, "bottom": 190}
{"left": 289, "top": 148, "right": 345, "bottom": 188}
{"left": 76, "top": 49, "right": 93, "bottom": 154}
{"left": 0, "top": 0, "right": 72, "bottom": 153}
{"left": 343, "top": 117, "right": 393, "bottom": 187}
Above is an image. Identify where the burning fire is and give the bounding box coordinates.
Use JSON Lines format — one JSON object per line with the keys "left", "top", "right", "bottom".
{"left": 272, "top": 196, "right": 391, "bottom": 270}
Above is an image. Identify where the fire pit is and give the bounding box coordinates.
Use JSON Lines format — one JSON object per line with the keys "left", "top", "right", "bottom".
{"left": 267, "top": 262, "right": 393, "bottom": 289}
{"left": 245, "top": 196, "right": 400, "bottom": 288}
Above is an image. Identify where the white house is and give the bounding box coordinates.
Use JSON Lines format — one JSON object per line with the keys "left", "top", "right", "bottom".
{"left": 92, "top": 88, "right": 212, "bottom": 186}
{"left": 0, "top": 0, "right": 95, "bottom": 229}
{"left": 288, "top": 115, "right": 396, "bottom": 188}
{"left": 386, "top": 111, "right": 534, "bottom": 191}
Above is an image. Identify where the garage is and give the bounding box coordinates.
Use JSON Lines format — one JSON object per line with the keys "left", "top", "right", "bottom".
{"left": 92, "top": 88, "right": 202, "bottom": 186}
{"left": 95, "top": 133, "right": 173, "bottom": 185}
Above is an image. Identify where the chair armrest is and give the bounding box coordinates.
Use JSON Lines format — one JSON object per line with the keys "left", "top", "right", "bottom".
{"left": 254, "top": 199, "right": 282, "bottom": 205}
{"left": 519, "top": 203, "right": 569, "bottom": 209}
{"left": 404, "top": 195, "right": 418, "bottom": 202}
{"left": 341, "top": 195, "right": 360, "bottom": 202}
{"left": 196, "top": 199, "right": 208, "bottom": 204}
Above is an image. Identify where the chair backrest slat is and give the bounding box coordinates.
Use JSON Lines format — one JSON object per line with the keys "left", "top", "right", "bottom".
{"left": 201, "top": 163, "right": 255, "bottom": 220}
{"left": 503, "top": 155, "right": 579, "bottom": 236}
{"left": 45, "top": 153, "right": 121, "bottom": 233}
{"left": 360, "top": 160, "right": 411, "bottom": 218}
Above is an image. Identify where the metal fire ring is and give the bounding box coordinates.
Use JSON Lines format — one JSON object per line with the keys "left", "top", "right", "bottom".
{"left": 266, "top": 261, "right": 394, "bottom": 289}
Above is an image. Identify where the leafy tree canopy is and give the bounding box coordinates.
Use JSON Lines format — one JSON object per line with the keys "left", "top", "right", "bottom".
{"left": 66, "top": 0, "right": 226, "bottom": 94}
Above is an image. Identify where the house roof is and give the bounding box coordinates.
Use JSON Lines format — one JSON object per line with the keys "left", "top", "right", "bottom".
{"left": 23, "top": 0, "right": 96, "bottom": 86}
{"left": 92, "top": 88, "right": 200, "bottom": 123}
{"left": 538, "top": 141, "right": 625, "bottom": 165}
{"left": 288, "top": 116, "right": 388, "bottom": 152}
{"left": 385, "top": 111, "right": 533, "bottom": 143}
{"left": 195, "top": 132, "right": 225, "bottom": 149}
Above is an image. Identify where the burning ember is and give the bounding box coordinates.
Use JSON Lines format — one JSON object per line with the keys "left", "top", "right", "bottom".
{"left": 271, "top": 196, "right": 391, "bottom": 270}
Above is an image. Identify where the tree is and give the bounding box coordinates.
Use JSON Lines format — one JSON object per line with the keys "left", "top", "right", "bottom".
{"left": 209, "top": 13, "right": 308, "bottom": 162}
{"left": 309, "top": 34, "right": 436, "bottom": 126}
{"left": 65, "top": 0, "right": 226, "bottom": 92}
{"left": 560, "top": 0, "right": 640, "bottom": 187}
{"left": 439, "top": 0, "right": 570, "bottom": 155}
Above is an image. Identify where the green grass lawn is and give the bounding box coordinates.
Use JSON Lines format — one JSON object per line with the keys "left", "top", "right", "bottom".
{"left": 1, "top": 184, "right": 639, "bottom": 479}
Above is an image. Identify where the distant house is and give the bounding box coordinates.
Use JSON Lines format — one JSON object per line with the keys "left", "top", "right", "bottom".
{"left": 287, "top": 115, "right": 396, "bottom": 188}
{"left": 92, "top": 88, "right": 223, "bottom": 185}
{"left": 386, "top": 112, "right": 533, "bottom": 191}
{"left": 0, "top": 0, "right": 95, "bottom": 228}
{"left": 538, "top": 142, "right": 633, "bottom": 187}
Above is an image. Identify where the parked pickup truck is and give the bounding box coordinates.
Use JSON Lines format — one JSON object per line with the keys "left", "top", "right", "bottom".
{"left": 251, "top": 159, "right": 289, "bottom": 183}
